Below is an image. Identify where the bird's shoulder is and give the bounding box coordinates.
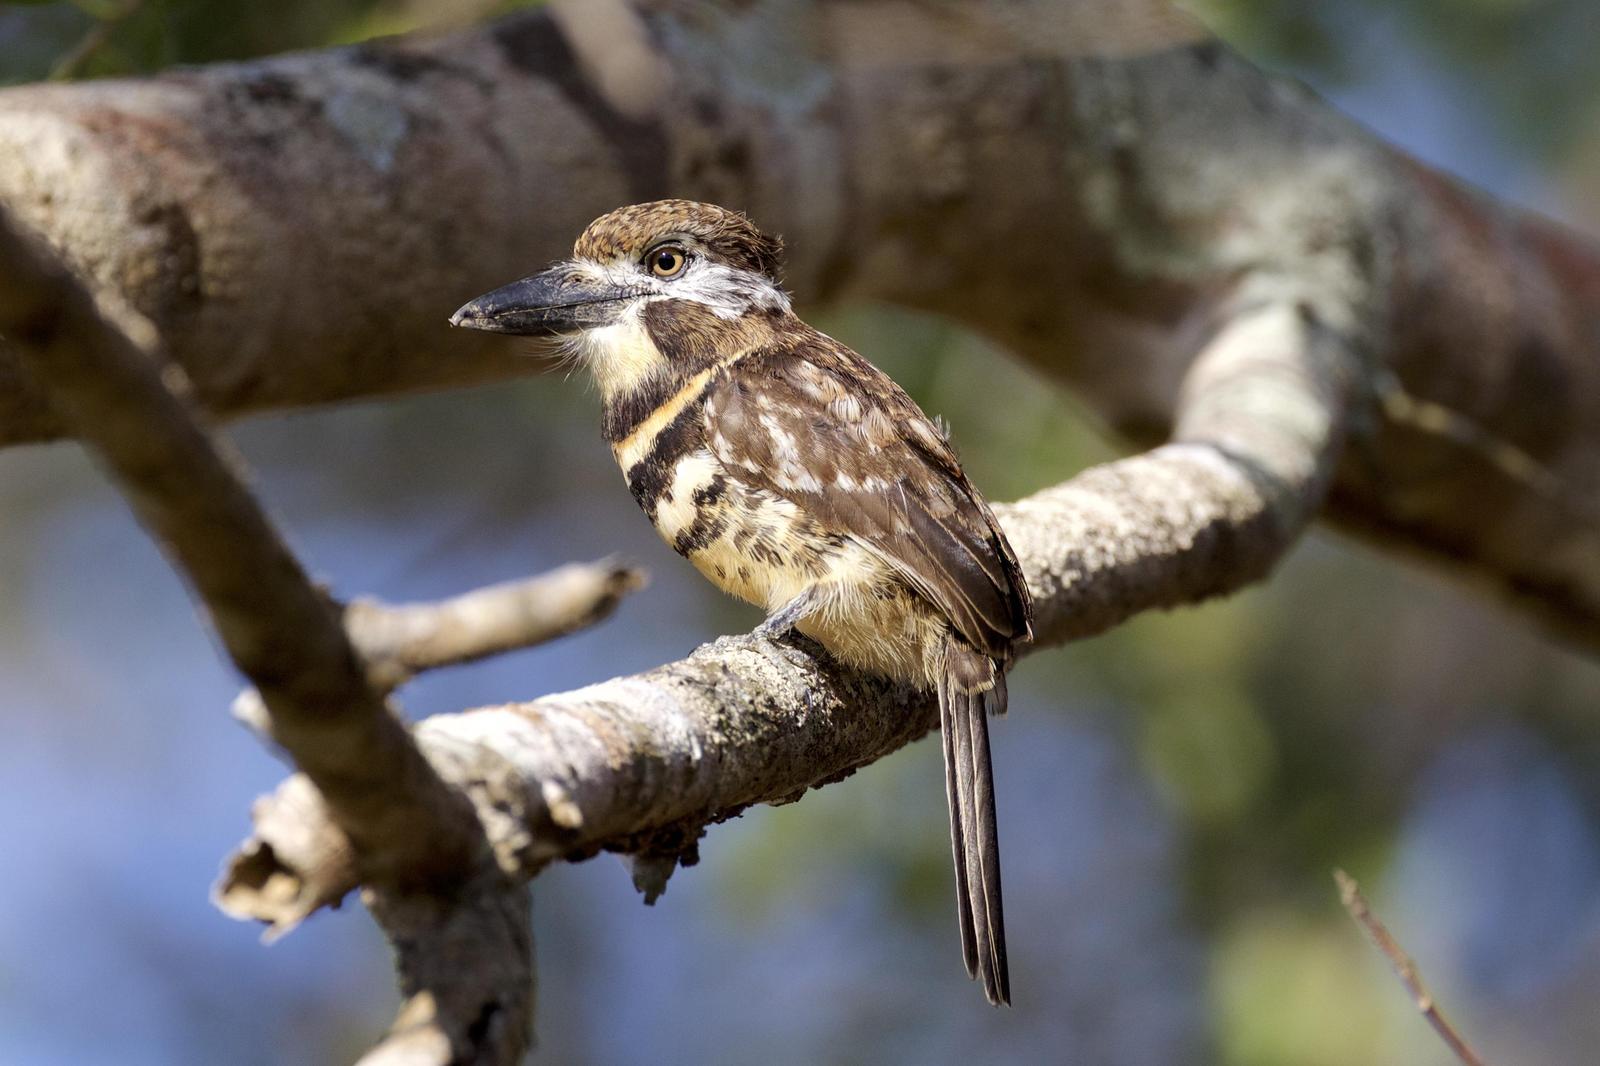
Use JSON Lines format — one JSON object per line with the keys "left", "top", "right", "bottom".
{"left": 707, "top": 333, "right": 936, "bottom": 482}
{"left": 705, "top": 328, "right": 1032, "bottom": 653}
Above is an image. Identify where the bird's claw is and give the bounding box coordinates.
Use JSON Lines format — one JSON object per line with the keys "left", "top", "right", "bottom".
{"left": 753, "top": 588, "right": 819, "bottom": 640}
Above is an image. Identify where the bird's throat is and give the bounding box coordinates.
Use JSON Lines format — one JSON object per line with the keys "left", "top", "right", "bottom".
{"left": 575, "top": 303, "right": 665, "bottom": 406}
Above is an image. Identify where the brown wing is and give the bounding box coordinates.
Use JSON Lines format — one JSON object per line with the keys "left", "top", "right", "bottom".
{"left": 705, "top": 334, "right": 1032, "bottom": 657}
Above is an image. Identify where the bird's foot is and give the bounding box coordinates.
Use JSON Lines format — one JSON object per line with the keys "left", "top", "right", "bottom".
{"left": 753, "top": 588, "right": 820, "bottom": 639}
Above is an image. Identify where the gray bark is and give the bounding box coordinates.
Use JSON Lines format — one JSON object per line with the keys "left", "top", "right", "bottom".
{"left": 2, "top": 1, "right": 1596, "bottom": 1061}
{"left": 0, "top": 0, "right": 1595, "bottom": 645}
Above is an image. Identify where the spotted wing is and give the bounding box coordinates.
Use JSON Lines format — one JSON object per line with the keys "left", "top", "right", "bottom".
{"left": 705, "top": 336, "right": 1031, "bottom": 656}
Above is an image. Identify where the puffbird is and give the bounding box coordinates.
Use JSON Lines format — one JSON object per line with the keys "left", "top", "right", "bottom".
{"left": 452, "top": 200, "right": 1032, "bottom": 1004}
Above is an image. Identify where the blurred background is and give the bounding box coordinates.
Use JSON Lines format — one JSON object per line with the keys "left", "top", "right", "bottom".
{"left": 3, "top": 1, "right": 1600, "bottom": 1063}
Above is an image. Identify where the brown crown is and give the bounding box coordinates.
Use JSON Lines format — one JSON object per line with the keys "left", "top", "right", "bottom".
{"left": 573, "top": 200, "right": 784, "bottom": 281}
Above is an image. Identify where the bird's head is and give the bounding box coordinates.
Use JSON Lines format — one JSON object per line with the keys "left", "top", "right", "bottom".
{"left": 451, "top": 200, "right": 789, "bottom": 401}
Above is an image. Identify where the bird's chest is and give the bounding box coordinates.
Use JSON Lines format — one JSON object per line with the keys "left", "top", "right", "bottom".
{"left": 615, "top": 443, "right": 837, "bottom": 611}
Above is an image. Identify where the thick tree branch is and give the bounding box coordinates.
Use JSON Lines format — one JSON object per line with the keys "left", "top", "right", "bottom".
{"left": 1, "top": 0, "right": 1593, "bottom": 1051}
{"left": 0, "top": 208, "right": 531, "bottom": 1064}
{"left": 0, "top": 207, "right": 481, "bottom": 890}
{"left": 356, "top": 874, "right": 535, "bottom": 1066}
{"left": 221, "top": 562, "right": 649, "bottom": 933}
{"left": 220, "top": 298, "right": 1353, "bottom": 927}
{"left": 0, "top": 0, "right": 1594, "bottom": 648}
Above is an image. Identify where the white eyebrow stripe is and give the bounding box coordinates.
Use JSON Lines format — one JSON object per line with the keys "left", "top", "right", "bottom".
{"left": 578, "top": 254, "right": 791, "bottom": 320}
{"left": 665, "top": 261, "right": 790, "bottom": 319}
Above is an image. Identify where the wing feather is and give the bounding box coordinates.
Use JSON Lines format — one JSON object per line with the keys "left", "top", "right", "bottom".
{"left": 706, "top": 335, "right": 1031, "bottom": 656}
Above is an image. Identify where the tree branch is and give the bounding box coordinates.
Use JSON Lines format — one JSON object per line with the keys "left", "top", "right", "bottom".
{"left": 0, "top": 205, "right": 480, "bottom": 890}
{"left": 0, "top": 0, "right": 1594, "bottom": 648}
{"left": 355, "top": 874, "right": 535, "bottom": 1066}
{"left": 219, "top": 298, "right": 1353, "bottom": 929}
{"left": 346, "top": 560, "right": 647, "bottom": 691}
{"left": 2, "top": 0, "right": 1592, "bottom": 1053}
{"left": 0, "top": 206, "right": 532, "bottom": 1063}
{"left": 1335, "top": 869, "right": 1488, "bottom": 1066}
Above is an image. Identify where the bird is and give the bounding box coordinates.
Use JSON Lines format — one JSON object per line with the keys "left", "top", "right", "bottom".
{"left": 451, "top": 200, "right": 1032, "bottom": 1005}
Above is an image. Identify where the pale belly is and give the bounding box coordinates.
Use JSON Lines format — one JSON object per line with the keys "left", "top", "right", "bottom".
{"left": 628, "top": 446, "right": 944, "bottom": 685}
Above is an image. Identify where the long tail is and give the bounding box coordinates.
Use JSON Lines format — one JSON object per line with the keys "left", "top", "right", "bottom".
{"left": 939, "top": 642, "right": 1009, "bottom": 1006}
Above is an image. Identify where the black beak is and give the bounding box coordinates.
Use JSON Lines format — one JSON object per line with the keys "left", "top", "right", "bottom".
{"left": 450, "top": 264, "right": 631, "bottom": 336}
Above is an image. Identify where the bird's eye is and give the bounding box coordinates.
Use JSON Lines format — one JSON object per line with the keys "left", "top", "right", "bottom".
{"left": 648, "top": 245, "right": 688, "bottom": 278}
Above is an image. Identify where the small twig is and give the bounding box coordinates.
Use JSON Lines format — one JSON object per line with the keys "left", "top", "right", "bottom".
{"left": 49, "top": 0, "right": 146, "bottom": 82}
{"left": 1335, "top": 869, "right": 1488, "bottom": 1066}
{"left": 346, "top": 559, "right": 647, "bottom": 691}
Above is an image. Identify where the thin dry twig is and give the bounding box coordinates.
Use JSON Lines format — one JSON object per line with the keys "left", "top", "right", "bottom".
{"left": 1335, "top": 869, "right": 1488, "bottom": 1066}
{"left": 49, "top": 0, "right": 147, "bottom": 81}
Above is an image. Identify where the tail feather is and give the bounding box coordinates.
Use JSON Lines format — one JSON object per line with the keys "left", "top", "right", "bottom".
{"left": 939, "top": 673, "right": 980, "bottom": 978}
{"left": 941, "top": 643, "right": 1010, "bottom": 1006}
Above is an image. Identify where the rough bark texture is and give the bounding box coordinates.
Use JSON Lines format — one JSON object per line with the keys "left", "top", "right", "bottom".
{"left": 0, "top": 0, "right": 1595, "bottom": 647}
{"left": 355, "top": 874, "right": 535, "bottom": 1066}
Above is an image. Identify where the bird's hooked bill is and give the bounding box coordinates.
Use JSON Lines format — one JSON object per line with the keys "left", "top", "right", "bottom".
{"left": 449, "top": 265, "right": 629, "bottom": 336}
